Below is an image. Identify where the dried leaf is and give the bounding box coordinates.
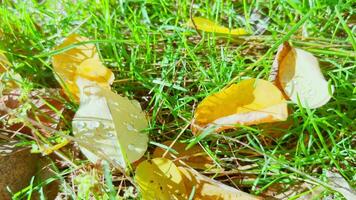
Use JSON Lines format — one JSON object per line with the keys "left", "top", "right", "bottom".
{"left": 270, "top": 42, "right": 332, "bottom": 108}
{"left": 178, "top": 167, "right": 261, "bottom": 200}
{"left": 188, "top": 17, "right": 248, "bottom": 36}
{"left": 326, "top": 171, "right": 356, "bottom": 200}
{"left": 192, "top": 79, "right": 288, "bottom": 134}
{"left": 135, "top": 158, "right": 187, "bottom": 200}
{"left": 52, "top": 34, "right": 114, "bottom": 100}
{"left": 72, "top": 78, "right": 148, "bottom": 169}
{"left": 153, "top": 140, "right": 214, "bottom": 169}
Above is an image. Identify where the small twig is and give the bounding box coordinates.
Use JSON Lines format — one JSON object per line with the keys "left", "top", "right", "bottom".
{"left": 190, "top": 0, "right": 202, "bottom": 39}
{"left": 162, "top": 122, "right": 190, "bottom": 158}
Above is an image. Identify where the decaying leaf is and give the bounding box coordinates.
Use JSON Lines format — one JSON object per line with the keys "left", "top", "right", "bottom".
{"left": 52, "top": 34, "right": 114, "bottom": 100}
{"left": 72, "top": 78, "right": 148, "bottom": 169}
{"left": 192, "top": 79, "right": 288, "bottom": 134}
{"left": 135, "top": 158, "right": 188, "bottom": 200}
{"left": 178, "top": 167, "right": 261, "bottom": 200}
{"left": 188, "top": 17, "right": 248, "bottom": 36}
{"left": 153, "top": 140, "right": 214, "bottom": 169}
{"left": 0, "top": 88, "right": 67, "bottom": 137}
{"left": 270, "top": 42, "right": 332, "bottom": 109}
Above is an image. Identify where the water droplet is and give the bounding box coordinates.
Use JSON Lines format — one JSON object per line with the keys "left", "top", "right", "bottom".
{"left": 132, "top": 100, "right": 142, "bottom": 109}
{"left": 126, "top": 123, "right": 137, "bottom": 132}
{"left": 92, "top": 121, "right": 100, "bottom": 128}
{"left": 130, "top": 114, "right": 139, "bottom": 119}
{"left": 128, "top": 144, "right": 135, "bottom": 151}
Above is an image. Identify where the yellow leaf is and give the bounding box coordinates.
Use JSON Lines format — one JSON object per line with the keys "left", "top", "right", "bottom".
{"left": 135, "top": 158, "right": 188, "bottom": 200}
{"left": 0, "top": 51, "right": 21, "bottom": 88}
{"left": 52, "top": 34, "right": 114, "bottom": 100}
{"left": 270, "top": 42, "right": 332, "bottom": 108}
{"left": 135, "top": 158, "right": 261, "bottom": 200}
{"left": 0, "top": 51, "right": 10, "bottom": 73}
{"left": 192, "top": 79, "right": 287, "bottom": 134}
{"left": 187, "top": 17, "right": 248, "bottom": 36}
{"left": 72, "top": 78, "right": 148, "bottom": 169}
{"left": 178, "top": 167, "right": 261, "bottom": 200}
{"left": 153, "top": 140, "right": 214, "bottom": 169}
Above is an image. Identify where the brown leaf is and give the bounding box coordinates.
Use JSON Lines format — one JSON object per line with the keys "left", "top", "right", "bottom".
{"left": 0, "top": 89, "right": 67, "bottom": 137}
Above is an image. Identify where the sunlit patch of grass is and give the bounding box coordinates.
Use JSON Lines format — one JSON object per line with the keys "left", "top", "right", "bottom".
{"left": 0, "top": 0, "right": 355, "bottom": 199}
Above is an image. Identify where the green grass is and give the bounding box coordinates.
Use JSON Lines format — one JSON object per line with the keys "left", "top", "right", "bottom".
{"left": 0, "top": 0, "right": 355, "bottom": 199}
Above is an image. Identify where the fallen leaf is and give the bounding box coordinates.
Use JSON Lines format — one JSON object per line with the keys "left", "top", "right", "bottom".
{"left": 178, "top": 167, "right": 261, "bottom": 200}
{"left": 326, "top": 171, "right": 356, "bottom": 200}
{"left": 153, "top": 140, "right": 214, "bottom": 169}
{"left": 72, "top": 78, "right": 148, "bottom": 169}
{"left": 192, "top": 79, "right": 288, "bottom": 134}
{"left": 0, "top": 52, "right": 21, "bottom": 89}
{"left": 135, "top": 158, "right": 187, "bottom": 200}
{"left": 52, "top": 34, "right": 114, "bottom": 100}
{"left": 188, "top": 17, "right": 248, "bottom": 36}
{"left": 0, "top": 51, "right": 10, "bottom": 73}
{"left": 270, "top": 42, "right": 333, "bottom": 108}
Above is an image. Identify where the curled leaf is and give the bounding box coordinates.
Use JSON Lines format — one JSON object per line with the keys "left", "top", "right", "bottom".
{"left": 270, "top": 42, "right": 332, "bottom": 108}
{"left": 192, "top": 79, "right": 288, "bottom": 134}
{"left": 72, "top": 78, "right": 148, "bottom": 169}
{"left": 178, "top": 167, "right": 261, "bottom": 200}
{"left": 52, "top": 34, "right": 114, "bottom": 100}
{"left": 153, "top": 140, "right": 213, "bottom": 169}
{"left": 135, "top": 158, "right": 187, "bottom": 200}
{"left": 188, "top": 17, "right": 248, "bottom": 36}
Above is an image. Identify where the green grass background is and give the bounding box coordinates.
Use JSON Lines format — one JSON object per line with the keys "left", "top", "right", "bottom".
{"left": 0, "top": 0, "right": 355, "bottom": 199}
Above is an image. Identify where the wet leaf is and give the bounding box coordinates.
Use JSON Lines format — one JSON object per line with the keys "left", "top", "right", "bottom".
{"left": 192, "top": 79, "right": 288, "bottom": 134}
{"left": 188, "top": 17, "right": 248, "bottom": 36}
{"left": 52, "top": 34, "right": 114, "bottom": 100}
{"left": 178, "top": 167, "right": 261, "bottom": 200}
{"left": 270, "top": 42, "right": 332, "bottom": 108}
{"left": 153, "top": 140, "right": 214, "bottom": 169}
{"left": 135, "top": 158, "right": 187, "bottom": 200}
{"left": 72, "top": 78, "right": 148, "bottom": 169}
